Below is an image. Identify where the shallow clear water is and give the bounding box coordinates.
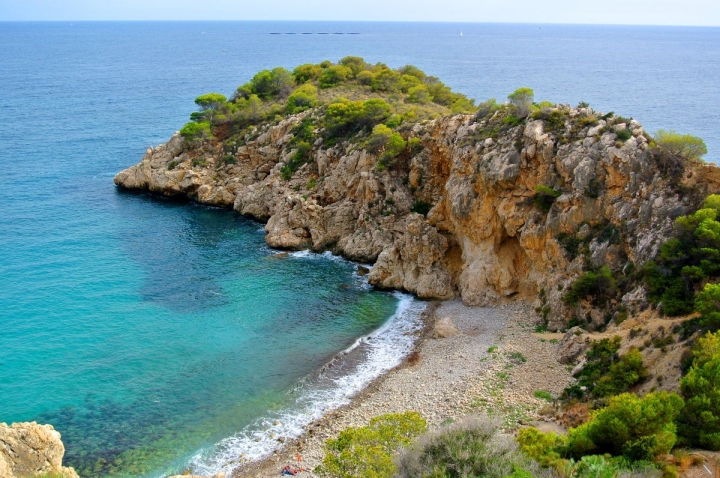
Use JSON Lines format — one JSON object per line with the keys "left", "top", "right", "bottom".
{"left": 1, "top": 21, "right": 719, "bottom": 478}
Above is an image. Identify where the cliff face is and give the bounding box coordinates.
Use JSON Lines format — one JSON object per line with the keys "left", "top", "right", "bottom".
{"left": 115, "top": 108, "right": 720, "bottom": 330}
{"left": 0, "top": 422, "right": 79, "bottom": 478}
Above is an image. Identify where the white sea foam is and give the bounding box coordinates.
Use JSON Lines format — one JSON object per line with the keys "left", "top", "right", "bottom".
{"left": 185, "top": 292, "right": 425, "bottom": 476}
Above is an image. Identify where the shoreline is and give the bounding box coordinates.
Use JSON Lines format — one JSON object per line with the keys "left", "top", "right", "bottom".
{"left": 231, "top": 299, "right": 573, "bottom": 478}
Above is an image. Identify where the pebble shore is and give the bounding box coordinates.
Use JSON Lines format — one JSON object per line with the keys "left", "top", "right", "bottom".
{"left": 233, "top": 299, "right": 573, "bottom": 478}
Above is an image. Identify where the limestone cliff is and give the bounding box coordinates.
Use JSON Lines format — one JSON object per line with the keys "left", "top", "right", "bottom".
{"left": 115, "top": 106, "right": 720, "bottom": 330}
{"left": 0, "top": 422, "right": 79, "bottom": 478}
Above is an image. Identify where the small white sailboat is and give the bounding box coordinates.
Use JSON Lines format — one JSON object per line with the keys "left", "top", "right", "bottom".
{"left": 460, "top": 31, "right": 464, "bottom": 37}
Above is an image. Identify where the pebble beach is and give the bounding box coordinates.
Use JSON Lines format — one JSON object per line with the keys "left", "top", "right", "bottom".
{"left": 233, "top": 299, "right": 573, "bottom": 478}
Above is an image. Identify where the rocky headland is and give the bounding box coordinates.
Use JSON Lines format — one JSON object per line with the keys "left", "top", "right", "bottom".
{"left": 108, "top": 59, "right": 720, "bottom": 476}
{"left": 115, "top": 104, "right": 720, "bottom": 331}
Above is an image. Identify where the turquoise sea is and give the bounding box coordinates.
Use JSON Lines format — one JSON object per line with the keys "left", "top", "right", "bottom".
{"left": 1, "top": 22, "right": 719, "bottom": 477}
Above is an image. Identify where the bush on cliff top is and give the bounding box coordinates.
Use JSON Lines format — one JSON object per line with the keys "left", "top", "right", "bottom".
{"left": 655, "top": 130, "right": 707, "bottom": 162}
{"left": 179, "top": 57, "right": 477, "bottom": 147}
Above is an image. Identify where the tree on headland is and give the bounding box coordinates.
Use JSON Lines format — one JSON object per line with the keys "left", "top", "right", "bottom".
{"left": 655, "top": 129, "right": 707, "bottom": 161}
{"left": 508, "top": 87, "right": 534, "bottom": 117}
{"left": 194, "top": 93, "right": 227, "bottom": 111}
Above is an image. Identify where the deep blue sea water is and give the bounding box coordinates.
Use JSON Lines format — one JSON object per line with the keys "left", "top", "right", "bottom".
{"left": 1, "top": 21, "right": 719, "bottom": 477}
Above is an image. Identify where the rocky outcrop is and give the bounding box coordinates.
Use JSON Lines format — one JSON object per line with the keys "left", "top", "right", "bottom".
{"left": 0, "top": 422, "right": 78, "bottom": 478}
{"left": 115, "top": 107, "right": 720, "bottom": 330}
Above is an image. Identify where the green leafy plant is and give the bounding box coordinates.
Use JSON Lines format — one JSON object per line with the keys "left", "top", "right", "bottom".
{"left": 678, "top": 330, "right": 720, "bottom": 450}
{"left": 280, "top": 141, "right": 312, "bottom": 180}
{"left": 565, "top": 337, "right": 647, "bottom": 399}
{"left": 655, "top": 130, "right": 707, "bottom": 161}
{"left": 615, "top": 129, "right": 632, "bottom": 142}
{"left": 411, "top": 200, "right": 432, "bottom": 217}
{"left": 534, "top": 390, "right": 554, "bottom": 402}
{"left": 194, "top": 92, "right": 227, "bottom": 111}
{"left": 318, "top": 411, "right": 426, "bottom": 478}
{"left": 397, "top": 417, "right": 542, "bottom": 478}
{"left": 508, "top": 87, "right": 534, "bottom": 117}
{"left": 516, "top": 427, "right": 566, "bottom": 468}
{"left": 566, "top": 392, "right": 684, "bottom": 460}
{"left": 644, "top": 195, "right": 720, "bottom": 317}
{"left": 562, "top": 267, "right": 617, "bottom": 308}
{"left": 286, "top": 84, "right": 319, "bottom": 114}
{"left": 533, "top": 185, "right": 561, "bottom": 213}
{"left": 180, "top": 121, "right": 213, "bottom": 143}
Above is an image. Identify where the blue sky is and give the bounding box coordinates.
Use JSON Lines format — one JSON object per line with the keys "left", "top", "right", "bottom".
{"left": 1, "top": 0, "right": 719, "bottom": 25}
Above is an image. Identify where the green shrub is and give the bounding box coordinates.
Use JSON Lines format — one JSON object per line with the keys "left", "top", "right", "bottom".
{"left": 655, "top": 130, "right": 707, "bottom": 161}
{"left": 565, "top": 337, "right": 647, "bottom": 399}
{"left": 397, "top": 417, "right": 544, "bottom": 478}
{"left": 179, "top": 121, "right": 213, "bottom": 143}
{"left": 562, "top": 267, "right": 617, "bottom": 308}
{"left": 616, "top": 129, "right": 632, "bottom": 142}
{"left": 194, "top": 92, "right": 227, "bottom": 111}
{"left": 398, "top": 74, "right": 422, "bottom": 93}
{"left": 508, "top": 87, "right": 534, "bottom": 117}
{"left": 533, "top": 185, "right": 561, "bottom": 212}
{"left": 293, "top": 63, "right": 323, "bottom": 83}
{"left": 319, "top": 411, "right": 426, "bottom": 478}
{"left": 566, "top": 392, "right": 684, "bottom": 460}
{"left": 502, "top": 114, "right": 523, "bottom": 127}
{"left": 565, "top": 336, "right": 621, "bottom": 398}
{"left": 644, "top": 195, "right": 720, "bottom": 317}
{"left": 516, "top": 427, "right": 566, "bottom": 468}
{"left": 357, "top": 70, "right": 374, "bottom": 86}
{"left": 593, "top": 348, "right": 648, "bottom": 397}
{"left": 408, "top": 200, "right": 431, "bottom": 217}
{"left": 534, "top": 390, "right": 554, "bottom": 402}
{"left": 286, "top": 84, "right": 318, "bottom": 114}
{"left": 339, "top": 56, "right": 368, "bottom": 77}
{"left": 319, "top": 65, "right": 352, "bottom": 88}
{"left": 475, "top": 98, "right": 499, "bottom": 120}
{"left": 546, "top": 110, "right": 568, "bottom": 133}
{"left": 371, "top": 68, "right": 401, "bottom": 92}
{"left": 694, "top": 282, "right": 720, "bottom": 331}
{"left": 280, "top": 141, "right": 312, "bottom": 180}
{"left": 289, "top": 116, "right": 316, "bottom": 146}
{"left": 678, "top": 330, "right": 720, "bottom": 450}
{"left": 237, "top": 67, "right": 295, "bottom": 99}
{"left": 407, "top": 84, "right": 431, "bottom": 104}
{"left": 568, "top": 455, "right": 659, "bottom": 478}
{"left": 323, "top": 98, "right": 392, "bottom": 143}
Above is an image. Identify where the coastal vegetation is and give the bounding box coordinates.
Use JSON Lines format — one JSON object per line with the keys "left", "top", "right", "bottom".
{"left": 115, "top": 59, "right": 720, "bottom": 478}
{"left": 178, "top": 56, "right": 475, "bottom": 161}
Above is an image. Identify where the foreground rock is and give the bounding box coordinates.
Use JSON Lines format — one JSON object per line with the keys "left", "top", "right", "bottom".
{"left": 115, "top": 109, "right": 720, "bottom": 329}
{"left": 0, "top": 422, "right": 78, "bottom": 478}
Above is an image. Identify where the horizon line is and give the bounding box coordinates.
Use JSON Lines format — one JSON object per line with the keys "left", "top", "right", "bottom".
{"left": 1, "top": 19, "right": 720, "bottom": 28}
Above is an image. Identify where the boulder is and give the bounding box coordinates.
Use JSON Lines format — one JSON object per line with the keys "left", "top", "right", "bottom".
{"left": 433, "top": 317, "right": 460, "bottom": 338}
{"left": 0, "top": 422, "right": 78, "bottom": 478}
{"left": 556, "top": 326, "right": 590, "bottom": 364}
